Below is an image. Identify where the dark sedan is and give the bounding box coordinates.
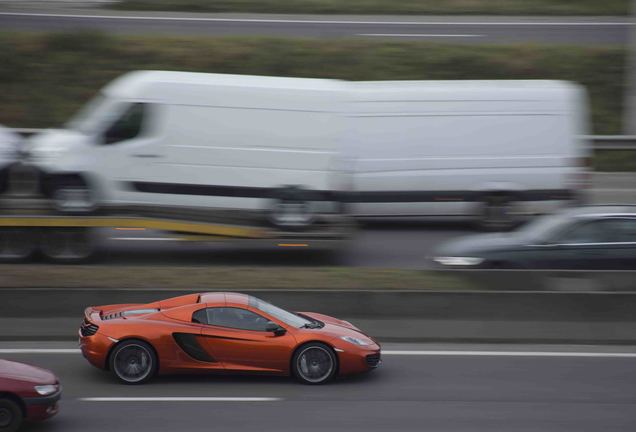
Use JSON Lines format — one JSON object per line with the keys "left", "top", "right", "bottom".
{"left": 0, "top": 359, "right": 61, "bottom": 432}
{"left": 432, "top": 206, "right": 636, "bottom": 270}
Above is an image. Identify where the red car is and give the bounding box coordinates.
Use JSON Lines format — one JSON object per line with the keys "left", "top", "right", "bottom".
{"left": 0, "top": 360, "right": 61, "bottom": 432}
{"left": 80, "top": 292, "right": 381, "bottom": 385}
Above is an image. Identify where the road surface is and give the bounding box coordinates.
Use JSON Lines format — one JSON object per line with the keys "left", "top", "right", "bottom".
{"left": 2, "top": 342, "right": 636, "bottom": 432}
{"left": 0, "top": 10, "right": 631, "bottom": 44}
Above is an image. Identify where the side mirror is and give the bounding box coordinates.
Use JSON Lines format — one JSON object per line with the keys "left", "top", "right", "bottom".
{"left": 265, "top": 321, "right": 286, "bottom": 336}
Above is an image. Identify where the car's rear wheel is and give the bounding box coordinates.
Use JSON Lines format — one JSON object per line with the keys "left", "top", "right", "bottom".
{"left": 0, "top": 398, "right": 22, "bottom": 432}
{"left": 292, "top": 342, "right": 337, "bottom": 385}
{"left": 110, "top": 340, "right": 157, "bottom": 385}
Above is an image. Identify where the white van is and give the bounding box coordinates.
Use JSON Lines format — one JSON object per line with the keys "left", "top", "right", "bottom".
{"left": 27, "top": 71, "right": 346, "bottom": 229}
{"left": 343, "top": 80, "right": 589, "bottom": 228}
{"left": 0, "top": 125, "right": 21, "bottom": 195}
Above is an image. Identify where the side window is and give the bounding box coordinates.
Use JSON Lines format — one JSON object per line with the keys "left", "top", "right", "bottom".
{"left": 602, "top": 218, "right": 636, "bottom": 243}
{"left": 205, "top": 307, "right": 270, "bottom": 332}
{"left": 556, "top": 221, "right": 606, "bottom": 244}
{"left": 192, "top": 308, "right": 207, "bottom": 324}
{"left": 103, "top": 103, "right": 146, "bottom": 144}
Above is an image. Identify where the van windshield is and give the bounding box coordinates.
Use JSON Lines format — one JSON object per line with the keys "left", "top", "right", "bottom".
{"left": 67, "top": 94, "right": 121, "bottom": 135}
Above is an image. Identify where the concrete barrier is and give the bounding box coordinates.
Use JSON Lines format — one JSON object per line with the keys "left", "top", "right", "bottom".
{"left": 2, "top": 288, "right": 636, "bottom": 344}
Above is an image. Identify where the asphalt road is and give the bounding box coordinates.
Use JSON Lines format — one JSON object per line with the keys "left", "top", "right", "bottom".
{"left": 0, "top": 10, "right": 631, "bottom": 44}
{"left": 2, "top": 342, "right": 636, "bottom": 432}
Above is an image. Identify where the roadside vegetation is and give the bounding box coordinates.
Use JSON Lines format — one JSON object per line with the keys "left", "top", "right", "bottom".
{"left": 0, "top": 31, "right": 632, "bottom": 169}
{"left": 113, "top": 0, "right": 630, "bottom": 15}
{"left": 0, "top": 265, "right": 470, "bottom": 290}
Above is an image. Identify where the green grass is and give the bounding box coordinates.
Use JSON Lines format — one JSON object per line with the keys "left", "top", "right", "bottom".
{"left": 593, "top": 150, "right": 636, "bottom": 171}
{"left": 0, "top": 265, "right": 470, "bottom": 290}
{"left": 112, "top": 0, "right": 630, "bottom": 15}
{"left": 0, "top": 32, "right": 625, "bottom": 136}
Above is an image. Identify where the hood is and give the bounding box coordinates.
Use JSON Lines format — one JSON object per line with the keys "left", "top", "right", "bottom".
{"left": 0, "top": 126, "right": 22, "bottom": 161}
{"left": 25, "top": 128, "right": 87, "bottom": 160}
{"left": 0, "top": 359, "right": 57, "bottom": 384}
{"left": 434, "top": 232, "right": 522, "bottom": 256}
{"left": 299, "top": 312, "right": 374, "bottom": 343}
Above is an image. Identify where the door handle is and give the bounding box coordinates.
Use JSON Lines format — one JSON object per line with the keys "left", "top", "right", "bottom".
{"left": 131, "top": 154, "right": 161, "bottom": 158}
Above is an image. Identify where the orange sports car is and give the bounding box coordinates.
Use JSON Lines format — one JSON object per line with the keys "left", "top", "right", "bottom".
{"left": 79, "top": 292, "right": 381, "bottom": 384}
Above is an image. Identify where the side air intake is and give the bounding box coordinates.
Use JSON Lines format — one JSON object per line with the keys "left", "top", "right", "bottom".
{"left": 173, "top": 333, "right": 216, "bottom": 362}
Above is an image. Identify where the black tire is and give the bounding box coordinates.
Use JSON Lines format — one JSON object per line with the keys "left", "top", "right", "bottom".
{"left": 0, "top": 169, "right": 8, "bottom": 195}
{"left": 0, "top": 398, "right": 23, "bottom": 432}
{"left": 291, "top": 342, "right": 337, "bottom": 385}
{"left": 478, "top": 193, "right": 517, "bottom": 232}
{"left": 269, "top": 186, "right": 315, "bottom": 230}
{"left": 40, "top": 228, "right": 96, "bottom": 263}
{"left": 109, "top": 340, "right": 157, "bottom": 385}
{"left": 46, "top": 176, "right": 95, "bottom": 213}
{"left": 0, "top": 228, "right": 38, "bottom": 263}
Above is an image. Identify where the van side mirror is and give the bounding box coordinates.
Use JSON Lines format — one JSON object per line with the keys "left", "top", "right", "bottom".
{"left": 265, "top": 321, "right": 286, "bottom": 336}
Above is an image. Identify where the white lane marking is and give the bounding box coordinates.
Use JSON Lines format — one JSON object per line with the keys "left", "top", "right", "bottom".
{"left": 80, "top": 397, "right": 282, "bottom": 402}
{"left": 0, "top": 12, "right": 631, "bottom": 26}
{"left": 359, "top": 33, "right": 483, "bottom": 37}
{"left": 3, "top": 348, "right": 636, "bottom": 358}
{"left": 383, "top": 350, "right": 636, "bottom": 357}
{"left": 0, "top": 349, "right": 80, "bottom": 354}
{"left": 110, "top": 237, "right": 184, "bottom": 241}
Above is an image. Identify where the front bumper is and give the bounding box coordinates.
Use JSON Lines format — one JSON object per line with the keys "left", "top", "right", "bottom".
{"left": 332, "top": 342, "right": 382, "bottom": 376}
{"left": 23, "top": 389, "right": 62, "bottom": 421}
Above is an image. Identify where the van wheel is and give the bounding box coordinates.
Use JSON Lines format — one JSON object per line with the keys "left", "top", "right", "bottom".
{"left": 48, "top": 177, "right": 95, "bottom": 213}
{"left": 40, "top": 228, "right": 96, "bottom": 263}
{"left": 0, "top": 169, "right": 8, "bottom": 195}
{"left": 479, "top": 194, "right": 517, "bottom": 232}
{"left": 0, "top": 228, "right": 37, "bottom": 263}
{"left": 269, "top": 186, "right": 314, "bottom": 230}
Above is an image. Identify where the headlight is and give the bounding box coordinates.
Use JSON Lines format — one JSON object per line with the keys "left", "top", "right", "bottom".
{"left": 433, "top": 256, "right": 484, "bottom": 266}
{"left": 34, "top": 384, "right": 58, "bottom": 396}
{"left": 340, "top": 336, "right": 371, "bottom": 346}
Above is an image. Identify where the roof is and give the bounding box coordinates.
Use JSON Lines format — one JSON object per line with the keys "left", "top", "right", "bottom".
{"left": 198, "top": 292, "right": 249, "bottom": 307}
{"left": 103, "top": 70, "right": 343, "bottom": 98}
{"left": 564, "top": 205, "right": 636, "bottom": 218}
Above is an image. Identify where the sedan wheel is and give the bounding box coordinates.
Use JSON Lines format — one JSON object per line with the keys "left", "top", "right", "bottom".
{"left": 110, "top": 340, "right": 157, "bottom": 384}
{"left": 0, "top": 398, "right": 22, "bottom": 432}
{"left": 292, "top": 343, "right": 337, "bottom": 385}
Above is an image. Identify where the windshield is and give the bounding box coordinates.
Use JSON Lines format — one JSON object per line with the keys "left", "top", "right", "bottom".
{"left": 66, "top": 93, "right": 122, "bottom": 134}
{"left": 249, "top": 296, "right": 312, "bottom": 328}
{"left": 516, "top": 211, "right": 573, "bottom": 242}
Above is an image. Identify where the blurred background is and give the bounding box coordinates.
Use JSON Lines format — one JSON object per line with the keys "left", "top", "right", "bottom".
{"left": 1, "top": 1, "right": 636, "bottom": 431}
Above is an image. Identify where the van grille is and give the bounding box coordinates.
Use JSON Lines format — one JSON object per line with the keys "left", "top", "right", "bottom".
{"left": 80, "top": 319, "right": 99, "bottom": 337}
{"left": 366, "top": 353, "right": 381, "bottom": 368}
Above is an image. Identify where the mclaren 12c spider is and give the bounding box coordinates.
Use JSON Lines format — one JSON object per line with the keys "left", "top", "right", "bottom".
{"left": 79, "top": 292, "right": 381, "bottom": 384}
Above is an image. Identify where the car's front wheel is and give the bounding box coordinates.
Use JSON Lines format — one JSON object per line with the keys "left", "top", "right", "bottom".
{"left": 109, "top": 340, "right": 157, "bottom": 385}
{"left": 0, "top": 398, "right": 23, "bottom": 432}
{"left": 292, "top": 342, "right": 337, "bottom": 385}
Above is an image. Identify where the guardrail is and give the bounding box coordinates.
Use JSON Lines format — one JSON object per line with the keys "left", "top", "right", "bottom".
{"left": 10, "top": 129, "right": 636, "bottom": 150}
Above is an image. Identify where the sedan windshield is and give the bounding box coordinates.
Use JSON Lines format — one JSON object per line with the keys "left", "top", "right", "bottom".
{"left": 516, "top": 211, "right": 573, "bottom": 242}
{"left": 249, "top": 296, "right": 312, "bottom": 328}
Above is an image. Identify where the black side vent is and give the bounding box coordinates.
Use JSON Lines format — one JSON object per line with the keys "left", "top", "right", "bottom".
{"left": 173, "top": 333, "right": 216, "bottom": 362}
{"left": 80, "top": 319, "right": 99, "bottom": 337}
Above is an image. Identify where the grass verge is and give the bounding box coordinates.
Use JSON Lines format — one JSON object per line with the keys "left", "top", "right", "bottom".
{"left": 0, "top": 265, "right": 470, "bottom": 290}
{"left": 112, "top": 0, "right": 630, "bottom": 15}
